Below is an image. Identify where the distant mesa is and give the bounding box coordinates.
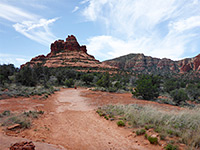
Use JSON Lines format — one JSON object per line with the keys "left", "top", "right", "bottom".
{"left": 21, "top": 35, "right": 115, "bottom": 70}
{"left": 103, "top": 53, "right": 200, "bottom": 74}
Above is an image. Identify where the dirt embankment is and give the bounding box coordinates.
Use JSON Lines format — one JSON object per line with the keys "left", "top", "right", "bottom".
{"left": 0, "top": 88, "right": 184, "bottom": 150}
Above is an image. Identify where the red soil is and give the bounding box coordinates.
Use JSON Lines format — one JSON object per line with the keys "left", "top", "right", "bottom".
{"left": 0, "top": 88, "right": 185, "bottom": 150}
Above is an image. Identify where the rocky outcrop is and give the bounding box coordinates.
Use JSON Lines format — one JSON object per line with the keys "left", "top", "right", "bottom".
{"left": 10, "top": 141, "right": 35, "bottom": 150}
{"left": 103, "top": 53, "right": 200, "bottom": 74}
{"left": 21, "top": 35, "right": 115, "bottom": 70}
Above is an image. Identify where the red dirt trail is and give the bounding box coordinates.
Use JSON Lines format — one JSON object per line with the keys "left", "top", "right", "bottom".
{"left": 0, "top": 88, "right": 184, "bottom": 150}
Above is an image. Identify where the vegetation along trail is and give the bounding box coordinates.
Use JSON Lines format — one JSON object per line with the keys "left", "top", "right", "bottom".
{"left": 14, "top": 88, "right": 150, "bottom": 150}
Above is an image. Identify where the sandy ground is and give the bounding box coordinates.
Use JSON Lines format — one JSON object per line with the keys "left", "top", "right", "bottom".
{"left": 0, "top": 88, "right": 185, "bottom": 150}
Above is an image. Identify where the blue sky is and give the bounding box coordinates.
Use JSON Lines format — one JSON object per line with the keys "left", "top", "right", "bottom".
{"left": 0, "top": 0, "right": 200, "bottom": 67}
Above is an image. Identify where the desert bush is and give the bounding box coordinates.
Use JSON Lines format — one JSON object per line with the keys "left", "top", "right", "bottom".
{"left": 144, "top": 124, "right": 154, "bottom": 130}
{"left": 148, "top": 136, "right": 158, "bottom": 144}
{"left": 104, "top": 116, "right": 109, "bottom": 120}
{"left": 2, "top": 116, "right": 31, "bottom": 129}
{"left": 164, "top": 144, "right": 179, "bottom": 150}
{"left": 144, "top": 133, "right": 148, "bottom": 139}
{"left": 117, "top": 120, "right": 125, "bottom": 127}
{"left": 132, "top": 75, "right": 161, "bottom": 100}
{"left": 2, "top": 110, "right": 11, "bottom": 116}
{"left": 64, "top": 79, "right": 74, "bottom": 87}
{"left": 81, "top": 74, "right": 94, "bottom": 85}
{"left": 0, "top": 84, "right": 59, "bottom": 98}
{"left": 170, "top": 89, "right": 189, "bottom": 105}
{"left": 160, "top": 133, "right": 167, "bottom": 140}
{"left": 136, "top": 129, "right": 146, "bottom": 135}
{"left": 1, "top": 110, "right": 44, "bottom": 129}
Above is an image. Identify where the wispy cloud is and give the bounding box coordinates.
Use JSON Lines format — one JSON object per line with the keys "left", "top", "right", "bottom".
{"left": 0, "top": 2, "right": 38, "bottom": 22}
{"left": 72, "top": 6, "right": 79, "bottom": 13}
{"left": 81, "top": 0, "right": 200, "bottom": 60}
{"left": 170, "top": 16, "right": 200, "bottom": 32}
{"left": 0, "top": 2, "right": 57, "bottom": 46}
{"left": 13, "top": 18, "right": 58, "bottom": 45}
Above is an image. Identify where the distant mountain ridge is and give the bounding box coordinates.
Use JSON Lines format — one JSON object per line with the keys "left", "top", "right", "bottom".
{"left": 103, "top": 53, "right": 200, "bottom": 74}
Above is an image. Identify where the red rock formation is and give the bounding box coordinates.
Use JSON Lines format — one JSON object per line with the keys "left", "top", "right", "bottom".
{"left": 21, "top": 35, "right": 116, "bottom": 70}
{"left": 103, "top": 53, "right": 200, "bottom": 74}
{"left": 193, "top": 54, "right": 200, "bottom": 71}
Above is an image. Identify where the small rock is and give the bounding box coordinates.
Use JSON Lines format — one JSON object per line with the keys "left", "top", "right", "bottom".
{"left": 10, "top": 141, "right": 35, "bottom": 150}
{"left": 151, "top": 134, "right": 157, "bottom": 138}
{"left": 7, "top": 124, "right": 21, "bottom": 130}
{"left": 110, "top": 118, "right": 114, "bottom": 121}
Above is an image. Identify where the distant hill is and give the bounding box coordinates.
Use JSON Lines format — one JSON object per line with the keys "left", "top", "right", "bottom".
{"left": 103, "top": 53, "right": 200, "bottom": 75}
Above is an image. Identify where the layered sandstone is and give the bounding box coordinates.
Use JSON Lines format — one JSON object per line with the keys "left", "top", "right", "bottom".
{"left": 103, "top": 53, "right": 200, "bottom": 74}
{"left": 21, "top": 35, "right": 115, "bottom": 69}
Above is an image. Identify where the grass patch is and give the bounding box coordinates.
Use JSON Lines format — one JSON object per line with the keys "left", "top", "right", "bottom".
{"left": 98, "top": 104, "right": 200, "bottom": 149}
{"left": 136, "top": 129, "right": 146, "bottom": 135}
{"left": 0, "top": 110, "right": 44, "bottom": 129}
{"left": 164, "top": 144, "right": 179, "bottom": 150}
{"left": 117, "top": 120, "right": 125, "bottom": 127}
{"left": 0, "top": 84, "right": 59, "bottom": 99}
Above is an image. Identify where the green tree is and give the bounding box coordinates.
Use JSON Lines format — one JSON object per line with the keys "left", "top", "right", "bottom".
{"left": 133, "top": 75, "right": 160, "bottom": 100}
{"left": 186, "top": 84, "right": 200, "bottom": 100}
{"left": 0, "top": 64, "right": 17, "bottom": 84}
{"left": 96, "top": 72, "right": 110, "bottom": 88}
{"left": 81, "top": 74, "right": 94, "bottom": 85}
{"left": 16, "top": 66, "right": 37, "bottom": 86}
{"left": 170, "top": 89, "right": 189, "bottom": 105}
{"left": 64, "top": 78, "right": 74, "bottom": 87}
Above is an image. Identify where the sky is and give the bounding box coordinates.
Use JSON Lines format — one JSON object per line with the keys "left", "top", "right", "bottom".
{"left": 0, "top": 0, "right": 200, "bottom": 67}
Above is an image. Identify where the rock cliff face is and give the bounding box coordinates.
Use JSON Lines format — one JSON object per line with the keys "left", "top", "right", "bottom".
{"left": 21, "top": 35, "right": 115, "bottom": 69}
{"left": 103, "top": 53, "right": 200, "bottom": 74}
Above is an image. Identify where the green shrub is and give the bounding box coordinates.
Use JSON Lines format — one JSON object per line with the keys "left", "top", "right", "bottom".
{"left": 148, "top": 136, "right": 158, "bottom": 144}
{"left": 170, "top": 89, "right": 189, "bottom": 105}
{"left": 104, "top": 116, "right": 109, "bottom": 120}
{"left": 132, "top": 75, "right": 160, "bottom": 100}
{"left": 136, "top": 129, "right": 146, "bottom": 135}
{"left": 20, "top": 120, "right": 31, "bottom": 129}
{"left": 145, "top": 124, "right": 154, "bottom": 130}
{"left": 2, "top": 110, "right": 10, "bottom": 116}
{"left": 144, "top": 133, "right": 148, "bottom": 139}
{"left": 164, "top": 144, "right": 179, "bottom": 150}
{"left": 117, "top": 120, "right": 125, "bottom": 127}
{"left": 154, "top": 127, "right": 162, "bottom": 133}
{"left": 64, "top": 79, "right": 74, "bottom": 88}
{"left": 160, "top": 133, "right": 167, "bottom": 140}
{"left": 38, "top": 110, "right": 44, "bottom": 114}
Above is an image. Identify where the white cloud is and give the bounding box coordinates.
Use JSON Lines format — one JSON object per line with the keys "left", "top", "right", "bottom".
{"left": 72, "top": 6, "right": 79, "bottom": 13}
{"left": 0, "top": 2, "right": 38, "bottom": 22}
{"left": 81, "top": 0, "right": 200, "bottom": 60}
{"left": 170, "top": 16, "right": 200, "bottom": 32}
{"left": 0, "top": 53, "right": 30, "bottom": 68}
{"left": 87, "top": 33, "right": 186, "bottom": 61}
{"left": 0, "top": 2, "right": 57, "bottom": 46}
{"left": 13, "top": 18, "right": 58, "bottom": 45}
